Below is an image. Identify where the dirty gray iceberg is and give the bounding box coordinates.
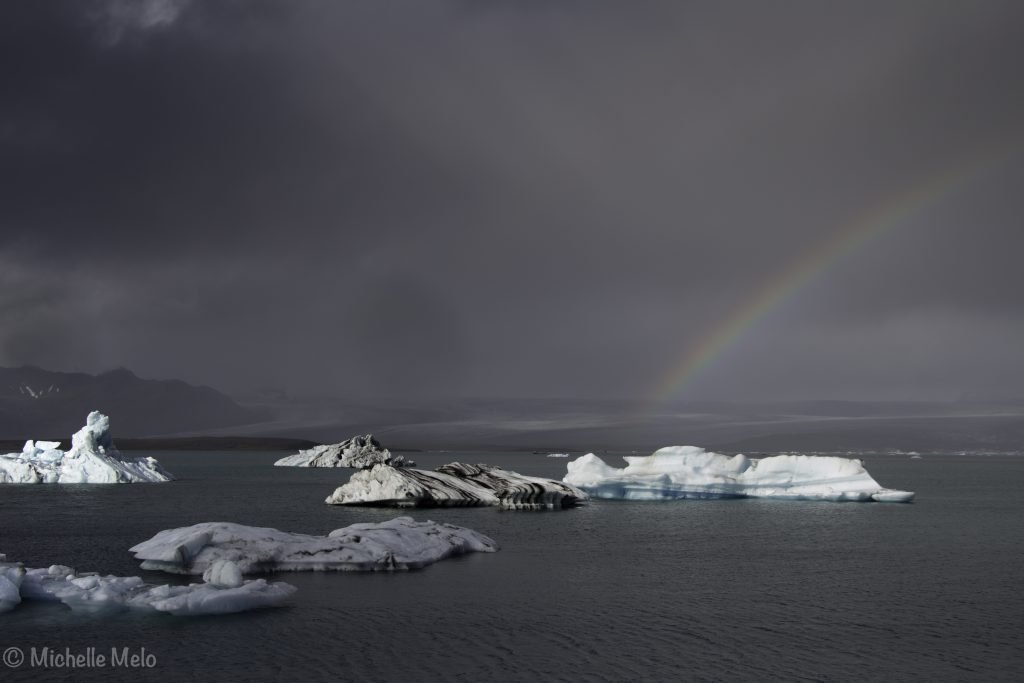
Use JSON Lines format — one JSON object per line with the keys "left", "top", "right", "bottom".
{"left": 129, "top": 517, "right": 497, "bottom": 575}
{"left": 0, "top": 411, "right": 172, "bottom": 484}
{"left": 563, "top": 446, "right": 915, "bottom": 502}
{"left": 326, "top": 463, "right": 589, "bottom": 509}
{"left": 274, "top": 434, "right": 413, "bottom": 468}
{"left": 0, "top": 555, "right": 294, "bottom": 616}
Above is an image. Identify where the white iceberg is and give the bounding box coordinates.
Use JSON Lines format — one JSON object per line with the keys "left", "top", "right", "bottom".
{"left": 325, "top": 463, "right": 589, "bottom": 510}
{"left": 0, "top": 412, "right": 173, "bottom": 484}
{"left": 129, "top": 517, "right": 498, "bottom": 575}
{"left": 274, "top": 434, "right": 413, "bottom": 468}
{"left": 546, "top": 453, "right": 571, "bottom": 458}
{"left": 0, "top": 558, "right": 294, "bottom": 616}
{"left": 563, "top": 446, "right": 914, "bottom": 502}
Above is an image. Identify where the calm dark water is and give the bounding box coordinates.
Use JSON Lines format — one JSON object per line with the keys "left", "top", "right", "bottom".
{"left": 1, "top": 452, "right": 1022, "bottom": 681}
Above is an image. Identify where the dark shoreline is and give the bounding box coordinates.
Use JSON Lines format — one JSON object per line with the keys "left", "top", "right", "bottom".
{"left": 0, "top": 436, "right": 320, "bottom": 452}
{"left": 0, "top": 437, "right": 429, "bottom": 452}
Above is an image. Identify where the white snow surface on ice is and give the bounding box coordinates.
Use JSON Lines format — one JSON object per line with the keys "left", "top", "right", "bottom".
{"left": 0, "top": 411, "right": 172, "bottom": 484}
{"left": 129, "top": 517, "right": 498, "bottom": 575}
{"left": 0, "top": 559, "right": 294, "bottom": 616}
{"left": 563, "top": 446, "right": 915, "bottom": 502}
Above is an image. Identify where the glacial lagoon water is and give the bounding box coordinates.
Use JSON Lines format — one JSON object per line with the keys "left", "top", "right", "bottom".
{"left": 1, "top": 451, "right": 1023, "bottom": 681}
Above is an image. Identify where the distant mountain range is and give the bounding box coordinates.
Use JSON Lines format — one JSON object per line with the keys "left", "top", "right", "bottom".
{"left": 0, "top": 366, "right": 266, "bottom": 438}
{"left": 4, "top": 365, "right": 1022, "bottom": 452}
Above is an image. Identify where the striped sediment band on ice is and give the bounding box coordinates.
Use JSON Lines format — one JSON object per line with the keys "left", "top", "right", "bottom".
{"left": 436, "top": 463, "right": 588, "bottom": 509}
{"left": 325, "top": 462, "right": 588, "bottom": 510}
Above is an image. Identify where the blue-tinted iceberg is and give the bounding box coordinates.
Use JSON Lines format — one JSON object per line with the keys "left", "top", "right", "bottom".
{"left": 0, "top": 412, "right": 172, "bottom": 484}
{"left": 563, "top": 446, "right": 914, "bottom": 502}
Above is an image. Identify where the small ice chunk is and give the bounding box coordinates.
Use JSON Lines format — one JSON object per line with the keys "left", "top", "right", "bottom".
{"left": 0, "top": 564, "right": 25, "bottom": 613}
{"left": 202, "top": 560, "right": 244, "bottom": 588}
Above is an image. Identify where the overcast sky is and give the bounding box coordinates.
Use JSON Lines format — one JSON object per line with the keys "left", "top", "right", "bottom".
{"left": 2, "top": 0, "right": 1023, "bottom": 402}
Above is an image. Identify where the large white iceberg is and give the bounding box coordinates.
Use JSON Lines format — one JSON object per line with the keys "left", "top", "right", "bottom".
{"left": 129, "top": 517, "right": 498, "bottom": 575}
{"left": 0, "top": 411, "right": 172, "bottom": 484}
{"left": 274, "top": 434, "right": 413, "bottom": 468}
{"left": 563, "top": 446, "right": 914, "bottom": 502}
{"left": 0, "top": 557, "right": 295, "bottom": 616}
{"left": 325, "top": 463, "right": 589, "bottom": 510}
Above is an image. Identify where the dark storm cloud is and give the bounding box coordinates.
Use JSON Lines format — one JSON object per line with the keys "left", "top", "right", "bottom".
{"left": 2, "top": 0, "right": 1023, "bottom": 401}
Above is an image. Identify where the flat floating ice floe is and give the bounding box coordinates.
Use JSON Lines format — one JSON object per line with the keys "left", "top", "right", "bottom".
{"left": 0, "top": 411, "right": 172, "bottom": 484}
{"left": 563, "top": 447, "right": 915, "bottom": 503}
{"left": 0, "top": 556, "right": 295, "bottom": 616}
{"left": 325, "top": 463, "right": 589, "bottom": 509}
{"left": 129, "top": 517, "right": 498, "bottom": 575}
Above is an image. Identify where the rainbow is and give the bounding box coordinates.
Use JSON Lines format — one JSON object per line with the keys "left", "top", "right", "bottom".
{"left": 652, "top": 141, "right": 1021, "bottom": 404}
